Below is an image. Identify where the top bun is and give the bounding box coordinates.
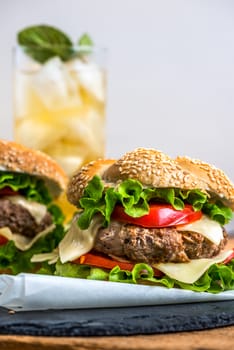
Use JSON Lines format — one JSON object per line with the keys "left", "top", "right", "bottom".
{"left": 67, "top": 158, "right": 116, "bottom": 205}
{"left": 102, "top": 148, "right": 208, "bottom": 189}
{"left": 175, "top": 156, "right": 234, "bottom": 209}
{"left": 67, "top": 147, "right": 234, "bottom": 209}
{"left": 0, "top": 139, "right": 68, "bottom": 198}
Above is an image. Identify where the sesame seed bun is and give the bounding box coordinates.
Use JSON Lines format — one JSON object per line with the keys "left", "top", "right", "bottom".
{"left": 67, "top": 158, "right": 116, "bottom": 205}
{"left": 67, "top": 148, "right": 234, "bottom": 210}
{"left": 176, "top": 156, "right": 234, "bottom": 209}
{"left": 0, "top": 139, "right": 68, "bottom": 198}
{"left": 102, "top": 148, "right": 207, "bottom": 190}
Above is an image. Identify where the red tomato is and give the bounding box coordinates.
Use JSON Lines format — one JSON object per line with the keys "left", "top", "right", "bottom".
{"left": 0, "top": 235, "right": 8, "bottom": 246}
{"left": 0, "top": 187, "right": 18, "bottom": 196}
{"left": 223, "top": 249, "right": 234, "bottom": 264}
{"left": 111, "top": 204, "right": 202, "bottom": 228}
{"left": 73, "top": 252, "right": 164, "bottom": 277}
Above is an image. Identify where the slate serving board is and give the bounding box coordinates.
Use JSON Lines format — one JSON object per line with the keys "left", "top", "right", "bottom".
{"left": 0, "top": 300, "right": 234, "bottom": 337}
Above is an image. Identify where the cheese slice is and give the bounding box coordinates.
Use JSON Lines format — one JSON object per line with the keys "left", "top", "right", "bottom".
{"left": 58, "top": 214, "right": 224, "bottom": 264}
{"left": 31, "top": 248, "right": 59, "bottom": 265}
{"left": 178, "top": 215, "right": 223, "bottom": 245}
{"left": 4, "top": 195, "right": 47, "bottom": 224}
{"left": 0, "top": 224, "right": 55, "bottom": 251}
{"left": 58, "top": 215, "right": 103, "bottom": 263}
{"left": 154, "top": 249, "right": 232, "bottom": 284}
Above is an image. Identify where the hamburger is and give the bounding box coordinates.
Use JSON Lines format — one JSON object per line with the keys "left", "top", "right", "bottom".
{"left": 0, "top": 139, "right": 67, "bottom": 274}
{"left": 38, "top": 148, "right": 234, "bottom": 292}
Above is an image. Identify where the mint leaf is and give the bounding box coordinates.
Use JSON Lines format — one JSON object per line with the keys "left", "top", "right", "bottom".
{"left": 17, "top": 25, "right": 74, "bottom": 63}
{"left": 78, "top": 33, "right": 93, "bottom": 47}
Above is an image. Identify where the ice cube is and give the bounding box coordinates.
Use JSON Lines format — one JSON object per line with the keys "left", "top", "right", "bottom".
{"left": 52, "top": 155, "right": 84, "bottom": 177}
{"left": 45, "top": 142, "right": 87, "bottom": 176}
{"left": 15, "top": 71, "right": 48, "bottom": 120}
{"left": 32, "top": 57, "right": 82, "bottom": 110}
{"left": 67, "top": 59, "right": 105, "bottom": 102}
{"left": 15, "top": 118, "right": 65, "bottom": 151}
{"left": 63, "top": 108, "right": 105, "bottom": 157}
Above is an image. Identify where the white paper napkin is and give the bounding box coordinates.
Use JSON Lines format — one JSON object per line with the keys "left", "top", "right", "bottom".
{"left": 0, "top": 273, "right": 233, "bottom": 312}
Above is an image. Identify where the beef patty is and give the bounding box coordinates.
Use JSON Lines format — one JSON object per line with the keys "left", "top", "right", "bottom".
{"left": 94, "top": 220, "right": 228, "bottom": 263}
{"left": 0, "top": 198, "right": 53, "bottom": 238}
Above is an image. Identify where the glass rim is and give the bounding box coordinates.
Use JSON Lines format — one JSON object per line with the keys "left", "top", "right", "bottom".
{"left": 13, "top": 43, "right": 108, "bottom": 54}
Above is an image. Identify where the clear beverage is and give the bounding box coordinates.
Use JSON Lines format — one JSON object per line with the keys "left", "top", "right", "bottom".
{"left": 13, "top": 46, "right": 107, "bottom": 178}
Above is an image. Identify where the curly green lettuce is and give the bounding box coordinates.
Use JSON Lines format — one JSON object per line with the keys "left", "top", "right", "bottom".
{"left": 0, "top": 225, "right": 65, "bottom": 274}
{"left": 55, "top": 258, "right": 234, "bottom": 293}
{"left": 77, "top": 176, "right": 233, "bottom": 229}
{"left": 0, "top": 171, "right": 52, "bottom": 204}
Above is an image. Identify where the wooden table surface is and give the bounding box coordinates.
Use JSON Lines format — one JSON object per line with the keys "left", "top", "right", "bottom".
{"left": 0, "top": 326, "right": 233, "bottom": 350}
{"left": 0, "top": 237, "right": 233, "bottom": 350}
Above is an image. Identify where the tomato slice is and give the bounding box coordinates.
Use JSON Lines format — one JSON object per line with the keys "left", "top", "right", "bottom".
{"left": 223, "top": 249, "right": 234, "bottom": 264}
{"left": 0, "top": 235, "right": 8, "bottom": 246}
{"left": 111, "top": 204, "right": 202, "bottom": 228}
{"left": 0, "top": 187, "right": 18, "bottom": 196}
{"left": 73, "top": 252, "right": 164, "bottom": 277}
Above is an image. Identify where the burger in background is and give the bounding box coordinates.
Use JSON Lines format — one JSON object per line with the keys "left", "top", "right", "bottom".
{"left": 0, "top": 139, "right": 68, "bottom": 274}
{"left": 34, "top": 148, "right": 234, "bottom": 293}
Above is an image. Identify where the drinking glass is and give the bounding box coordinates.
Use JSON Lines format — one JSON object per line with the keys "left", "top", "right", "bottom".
{"left": 13, "top": 45, "right": 107, "bottom": 178}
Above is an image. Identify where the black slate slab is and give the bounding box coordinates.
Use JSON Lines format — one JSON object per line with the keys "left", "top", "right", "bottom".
{"left": 0, "top": 300, "right": 233, "bottom": 337}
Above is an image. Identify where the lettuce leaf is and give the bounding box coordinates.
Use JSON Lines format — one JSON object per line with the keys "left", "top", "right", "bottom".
{"left": 55, "top": 258, "right": 234, "bottom": 293}
{"left": 55, "top": 260, "right": 109, "bottom": 280}
{"left": 0, "top": 225, "right": 65, "bottom": 275}
{"left": 202, "top": 201, "right": 233, "bottom": 226}
{"left": 0, "top": 171, "right": 52, "bottom": 204}
{"left": 0, "top": 171, "right": 66, "bottom": 274}
{"left": 48, "top": 204, "right": 65, "bottom": 225}
{"left": 77, "top": 176, "right": 232, "bottom": 229}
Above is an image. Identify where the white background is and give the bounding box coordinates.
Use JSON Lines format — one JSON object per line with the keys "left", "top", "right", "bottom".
{"left": 0, "top": 1, "right": 234, "bottom": 191}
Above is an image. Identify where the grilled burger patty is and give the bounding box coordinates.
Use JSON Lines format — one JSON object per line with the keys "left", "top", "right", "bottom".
{"left": 94, "top": 220, "right": 228, "bottom": 263}
{"left": 0, "top": 198, "right": 53, "bottom": 238}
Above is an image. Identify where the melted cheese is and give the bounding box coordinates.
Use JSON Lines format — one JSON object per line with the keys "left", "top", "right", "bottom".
{"left": 30, "top": 214, "right": 232, "bottom": 285}
{"left": 31, "top": 248, "right": 59, "bottom": 265}
{"left": 178, "top": 215, "right": 223, "bottom": 245}
{"left": 0, "top": 224, "right": 55, "bottom": 251}
{"left": 57, "top": 214, "right": 223, "bottom": 264}
{"left": 154, "top": 250, "right": 232, "bottom": 284}
{"left": 58, "top": 215, "right": 103, "bottom": 263}
{"left": 5, "top": 195, "right": 47, "bottom": 224}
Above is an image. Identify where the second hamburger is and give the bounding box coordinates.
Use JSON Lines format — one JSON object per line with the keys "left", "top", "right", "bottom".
{"left": 0, "top": 139, "right": 67, "bottom": 274}
{"left": 37, "top": 148, "right": 234, "bottom": 292}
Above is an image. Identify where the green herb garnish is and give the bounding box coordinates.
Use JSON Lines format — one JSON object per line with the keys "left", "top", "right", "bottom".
{"left": 78, "top": 33, "right": 94, "bottom": 47}
{"left": 17, "top": 25, "right": 93, "bottom": 63}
